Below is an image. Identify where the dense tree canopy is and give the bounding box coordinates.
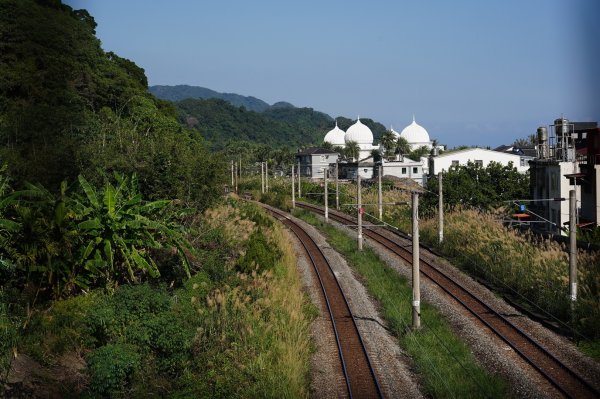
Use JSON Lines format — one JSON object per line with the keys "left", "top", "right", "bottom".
{"left": 422, "top": 161, "right": 530, "bottom": 212}
{"left": 0, "top": 0, "right": 223, "bottom": 208}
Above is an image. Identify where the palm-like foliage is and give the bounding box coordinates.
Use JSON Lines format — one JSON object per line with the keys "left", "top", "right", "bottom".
{"left": 0, "top": 173, "right": 194, "bottom": 297}
{"left": 397, "top": 137, "right": 411, "bottom": 155}
{"left": 345, "top": 140, "right": 360, "bottom": 161}
{"left": 379, "top": 131, "right": 397, "bottom": 157}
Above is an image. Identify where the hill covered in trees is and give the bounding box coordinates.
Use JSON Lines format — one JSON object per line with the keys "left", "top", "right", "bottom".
{"left": 175, "top": 98, "right": 336, "bottom": 150}
{"left": 161, "top": 87, "right": 388, "bottom": 150}
{"left": 150, "top": 84, "right": 273, "bottom": 112}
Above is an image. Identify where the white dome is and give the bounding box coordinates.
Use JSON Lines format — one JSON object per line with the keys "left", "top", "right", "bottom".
{"left": 344, "top": 118, "right": 373, "bottom": 145}
{"left": 323, "top": 121, "right": 346, "bottom": 146}
{"left": 400, "top": 117, "right": 430, "bottom": 144}
{"left": 390, "top": 126, "right": 400, "bottom": 138}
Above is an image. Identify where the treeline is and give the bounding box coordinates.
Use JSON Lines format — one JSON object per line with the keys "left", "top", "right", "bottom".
{"left": 175, "top": 98, "right": 333, "bottom": 150}
{"left": 0, "top": 0, "right": 225, "bottom": 299}
{"left": 0, "top": 0, "right": 223, "bottom": 207}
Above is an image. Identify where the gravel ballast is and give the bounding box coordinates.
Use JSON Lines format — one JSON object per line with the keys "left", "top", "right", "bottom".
{"left": 280, "top": 210, "right": 424, "bottom": 399}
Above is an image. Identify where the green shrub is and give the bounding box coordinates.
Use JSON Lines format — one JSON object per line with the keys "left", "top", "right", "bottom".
{"left": 86, "top": 343, "right": 141, "bottom": 397}
{"left": 236, "top": 229, "right": 281, "bottom": 273}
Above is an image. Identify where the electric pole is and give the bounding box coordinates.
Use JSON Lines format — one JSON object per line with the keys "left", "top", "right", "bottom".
{"left": 378, "top": 164, "right": 383, "bottom": 220}
{"left": 357, "top": 174, "right": 363, "bottom": 251}
{"left": 265, "top": 161, "right": 269, "bottom": 192}
{"left": 412, "top": 192, "right": 421, "bottom": 329}
{"left": 234, "top": 162, "right": 238, "bottom": 193}
{"left": 569, "top": 189, "right": 577, "bottom": 309}
{"left": 291, "top": 164, "right": 296, "bottom": 209}
{"left": 335, "top": 161, "right": 339, "bottom": 210}
{"left": 297, "top": 160, "right": 301, "bottom": 198}
{"left": 324, "top": 168, "right": 329, "bottom": 222}
{"left": 261, "top": 162, "right": 265, "bottom": 194}
{"left": 438, "top": 172, "right": 444, "bottom": 244}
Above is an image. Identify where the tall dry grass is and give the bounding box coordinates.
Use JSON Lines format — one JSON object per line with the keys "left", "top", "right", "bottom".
{"left": 193, "top": 202, "right": 313, "bottom": 397}
{"left": 419, "top": 209, "right": 600, "bottom": 338}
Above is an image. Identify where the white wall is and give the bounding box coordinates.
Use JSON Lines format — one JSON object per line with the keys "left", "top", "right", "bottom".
{"left": 431, "top": 148, "right": 528, "bottom": 174}
{"left": 309, "top": 153, "right": 339, "bottom": 178}
{"left": 382, "top": 159, "right": 424, "bottom": 185}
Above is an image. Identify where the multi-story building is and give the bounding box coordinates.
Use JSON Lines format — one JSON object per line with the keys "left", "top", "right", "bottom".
{"left": 529, "top": 118, "right": 598, "bottom": 235}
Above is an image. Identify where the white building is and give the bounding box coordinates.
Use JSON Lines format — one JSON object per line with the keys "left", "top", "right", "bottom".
{"left": 530, "top": 159, "right": 580, "bottom": 234}
{"left": 381, "top": 156, "right": 425, "bottom": 185}
{"left": 428, "top": 147, "right": 529, "bottom": 175}
{"left": 295, "top": 147, "right": 339, "bottom": 179}
{"left": 324, "top": 118, "right": 378, "bottom": 161}
{"left": 399, "top": 116, "right": 434, "bottom": 151}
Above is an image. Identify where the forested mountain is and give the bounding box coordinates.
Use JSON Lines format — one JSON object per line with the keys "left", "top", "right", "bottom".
{"left": 150, "top": 85, "right": 272, "bottom": 112}
{"left": 175, "top": 98, "right": 334, "bottom": 150}
{"left": 0, "top": 0, "right": 222, "bottom": 206}
{"left": 152, "top": 85, "right": 388, "bottom": 148}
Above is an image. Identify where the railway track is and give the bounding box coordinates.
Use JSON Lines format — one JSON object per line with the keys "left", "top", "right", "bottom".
{"left": 261, "top": 203, "right": 383, "bottom": 399}
{"left": 297, "top": 201, "right": 600, "bottom": 399}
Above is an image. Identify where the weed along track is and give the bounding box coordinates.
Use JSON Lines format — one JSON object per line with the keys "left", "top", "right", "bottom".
{"left": 261, "top": 203, "right": 383, "bottom": 399}
{"left": 297, "top": 201, "right": 600, "bottom": 399}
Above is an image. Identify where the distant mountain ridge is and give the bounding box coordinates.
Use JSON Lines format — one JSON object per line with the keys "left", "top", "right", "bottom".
{"left": 151, "top": 85, "right": 388, "bottom": 150}
{"left": 149, "top": 85, "right": 294, "bottom": 113}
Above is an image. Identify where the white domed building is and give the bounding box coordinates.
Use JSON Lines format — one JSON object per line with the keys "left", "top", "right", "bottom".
{"left": 400, "top": 116, "right": 433, "bottom": 151}
{"left": 323, "top": 118, "right": 378, "bottom": 161}
{"left": 343, "top": 118, "right": 379, "bottom": 160}
{"left": 323, "top": 121, "right": 346, "bottom": 147}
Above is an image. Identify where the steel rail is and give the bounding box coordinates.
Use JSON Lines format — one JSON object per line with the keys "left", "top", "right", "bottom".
{"left": 262, "top": 204, "right": 383, "bottom": 399}
{"left": 297, "top": 201, "right": 599, "bottom": 399}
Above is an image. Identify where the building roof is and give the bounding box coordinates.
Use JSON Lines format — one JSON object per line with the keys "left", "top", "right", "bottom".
{"left": 344, "top": 118, "right": 374, "bottom": 145}
{"left": 435, "top": 147, "right": 521, "bottom": 159}
{"left": 400, "top": 116, "right": 430, "bottom": 144}
{"left": 493, "top": 145, "right": 537, "bottom": 158}
{"left": 323, "top": 120, "right": 346, "bottom": 146}
{"left": 296, "top": 147, "right": 339, "bottom": 155}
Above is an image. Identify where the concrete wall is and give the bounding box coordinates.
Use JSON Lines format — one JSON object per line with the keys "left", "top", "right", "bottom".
{"left": 431, "top": 148, "right": 528, "bottom": 174}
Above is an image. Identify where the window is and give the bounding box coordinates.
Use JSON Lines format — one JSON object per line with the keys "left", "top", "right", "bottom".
{"left": 475, "top": 160, "right": 483, "bottom": 167}
{"left": 401, "top": 167, "right": 407, "bottom": 174}
{"left": 451, "top": 160, "right": 459, "bottom": 167}
{"left": 520, "top": 158, "right": 525, "bottom": 167}
{"left": 412, "top": 167, "right": 418, "bottom": 174}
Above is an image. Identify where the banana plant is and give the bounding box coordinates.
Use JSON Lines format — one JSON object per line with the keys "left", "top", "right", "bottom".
{"left": 74, "top": 173, "right": 194, "bottom": 286}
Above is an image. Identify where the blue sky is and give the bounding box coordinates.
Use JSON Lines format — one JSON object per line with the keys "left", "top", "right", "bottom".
{"left": 64, "top": 0, "right": 598, "bottom": 148}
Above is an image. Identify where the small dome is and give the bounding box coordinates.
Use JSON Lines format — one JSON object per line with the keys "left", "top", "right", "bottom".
{"left": 323, "top": 121, "right": 346, "bottom": 146}
{"left": 344, "top": 118, "right": 373, "bottom": 145}
{"left": 400, "top": 116, "right": 430, "bottom": 144}
{"left": 390, "top": 126, "right": 400, "bottom": 138}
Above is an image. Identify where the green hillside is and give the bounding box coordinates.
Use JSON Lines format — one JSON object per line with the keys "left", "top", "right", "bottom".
{"left": 150, "top": 84, "right": 271, "bottom": 112}
{"left": 175, "top": 98, "right": 334, "bottom": 150}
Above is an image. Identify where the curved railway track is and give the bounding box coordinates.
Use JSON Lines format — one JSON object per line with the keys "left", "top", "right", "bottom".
{"left": 261, "top": 203, "right": 383, "bottom": 399}
{"left": 297, "top": 201, "right": 599, "bottom": 399}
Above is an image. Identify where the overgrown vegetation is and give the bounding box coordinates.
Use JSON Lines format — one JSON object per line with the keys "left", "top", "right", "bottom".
{"left": 1, "top": 200, "right": 314, "bottom": 397}
{"left": 418, "top": 210, "right": 600, "bottom": 351}
{"left": 294, "top": 209, "right": 509, "bottom": 398}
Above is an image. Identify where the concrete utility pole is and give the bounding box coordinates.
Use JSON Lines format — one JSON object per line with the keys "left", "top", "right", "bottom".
{"left": 378, "top": 164, "right": 383, "bottom": 220}
{"left": 231, "top": 160, "right": 234, "bottom": 187}
{"left": 335, "top": 161, "right": 339, "bottom": 210}
{"left": 239, "top": 155, "right": 242, "bottom": 179}
{"left": 265, "top": 162, "right": 269, "bottom": 192}
{"left": 357, "top": 175, "right": 363, "bottom": 251}
{"left": 412, "top": 192, "right": 421, "bottom": 329}
{"left": 297, "top": 161, "right": 301, "bottom": 198}
{"left": 569, "top": 189, "right": 577, "bottom": 308}
{"left": 291, "top": 164, "right": 296, "bottom": 209}
{"left": 261, "top": 162, "right": 265, "bottom": 194}
{"left": 324, "top": 169, "right": 329, "bottom": 222}
{"left": 234, "top": 162, "right": 238, "bottom": 193}
{"left": 438, "top": 172, "right": 444, "bottom": 244}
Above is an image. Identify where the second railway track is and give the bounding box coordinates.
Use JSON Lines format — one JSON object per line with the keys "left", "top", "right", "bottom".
{"left": 297, "top": 201, "right": 599, "bottom": 399}
{"left": 261, "top": 203, "right": 383, "bottom": 399}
